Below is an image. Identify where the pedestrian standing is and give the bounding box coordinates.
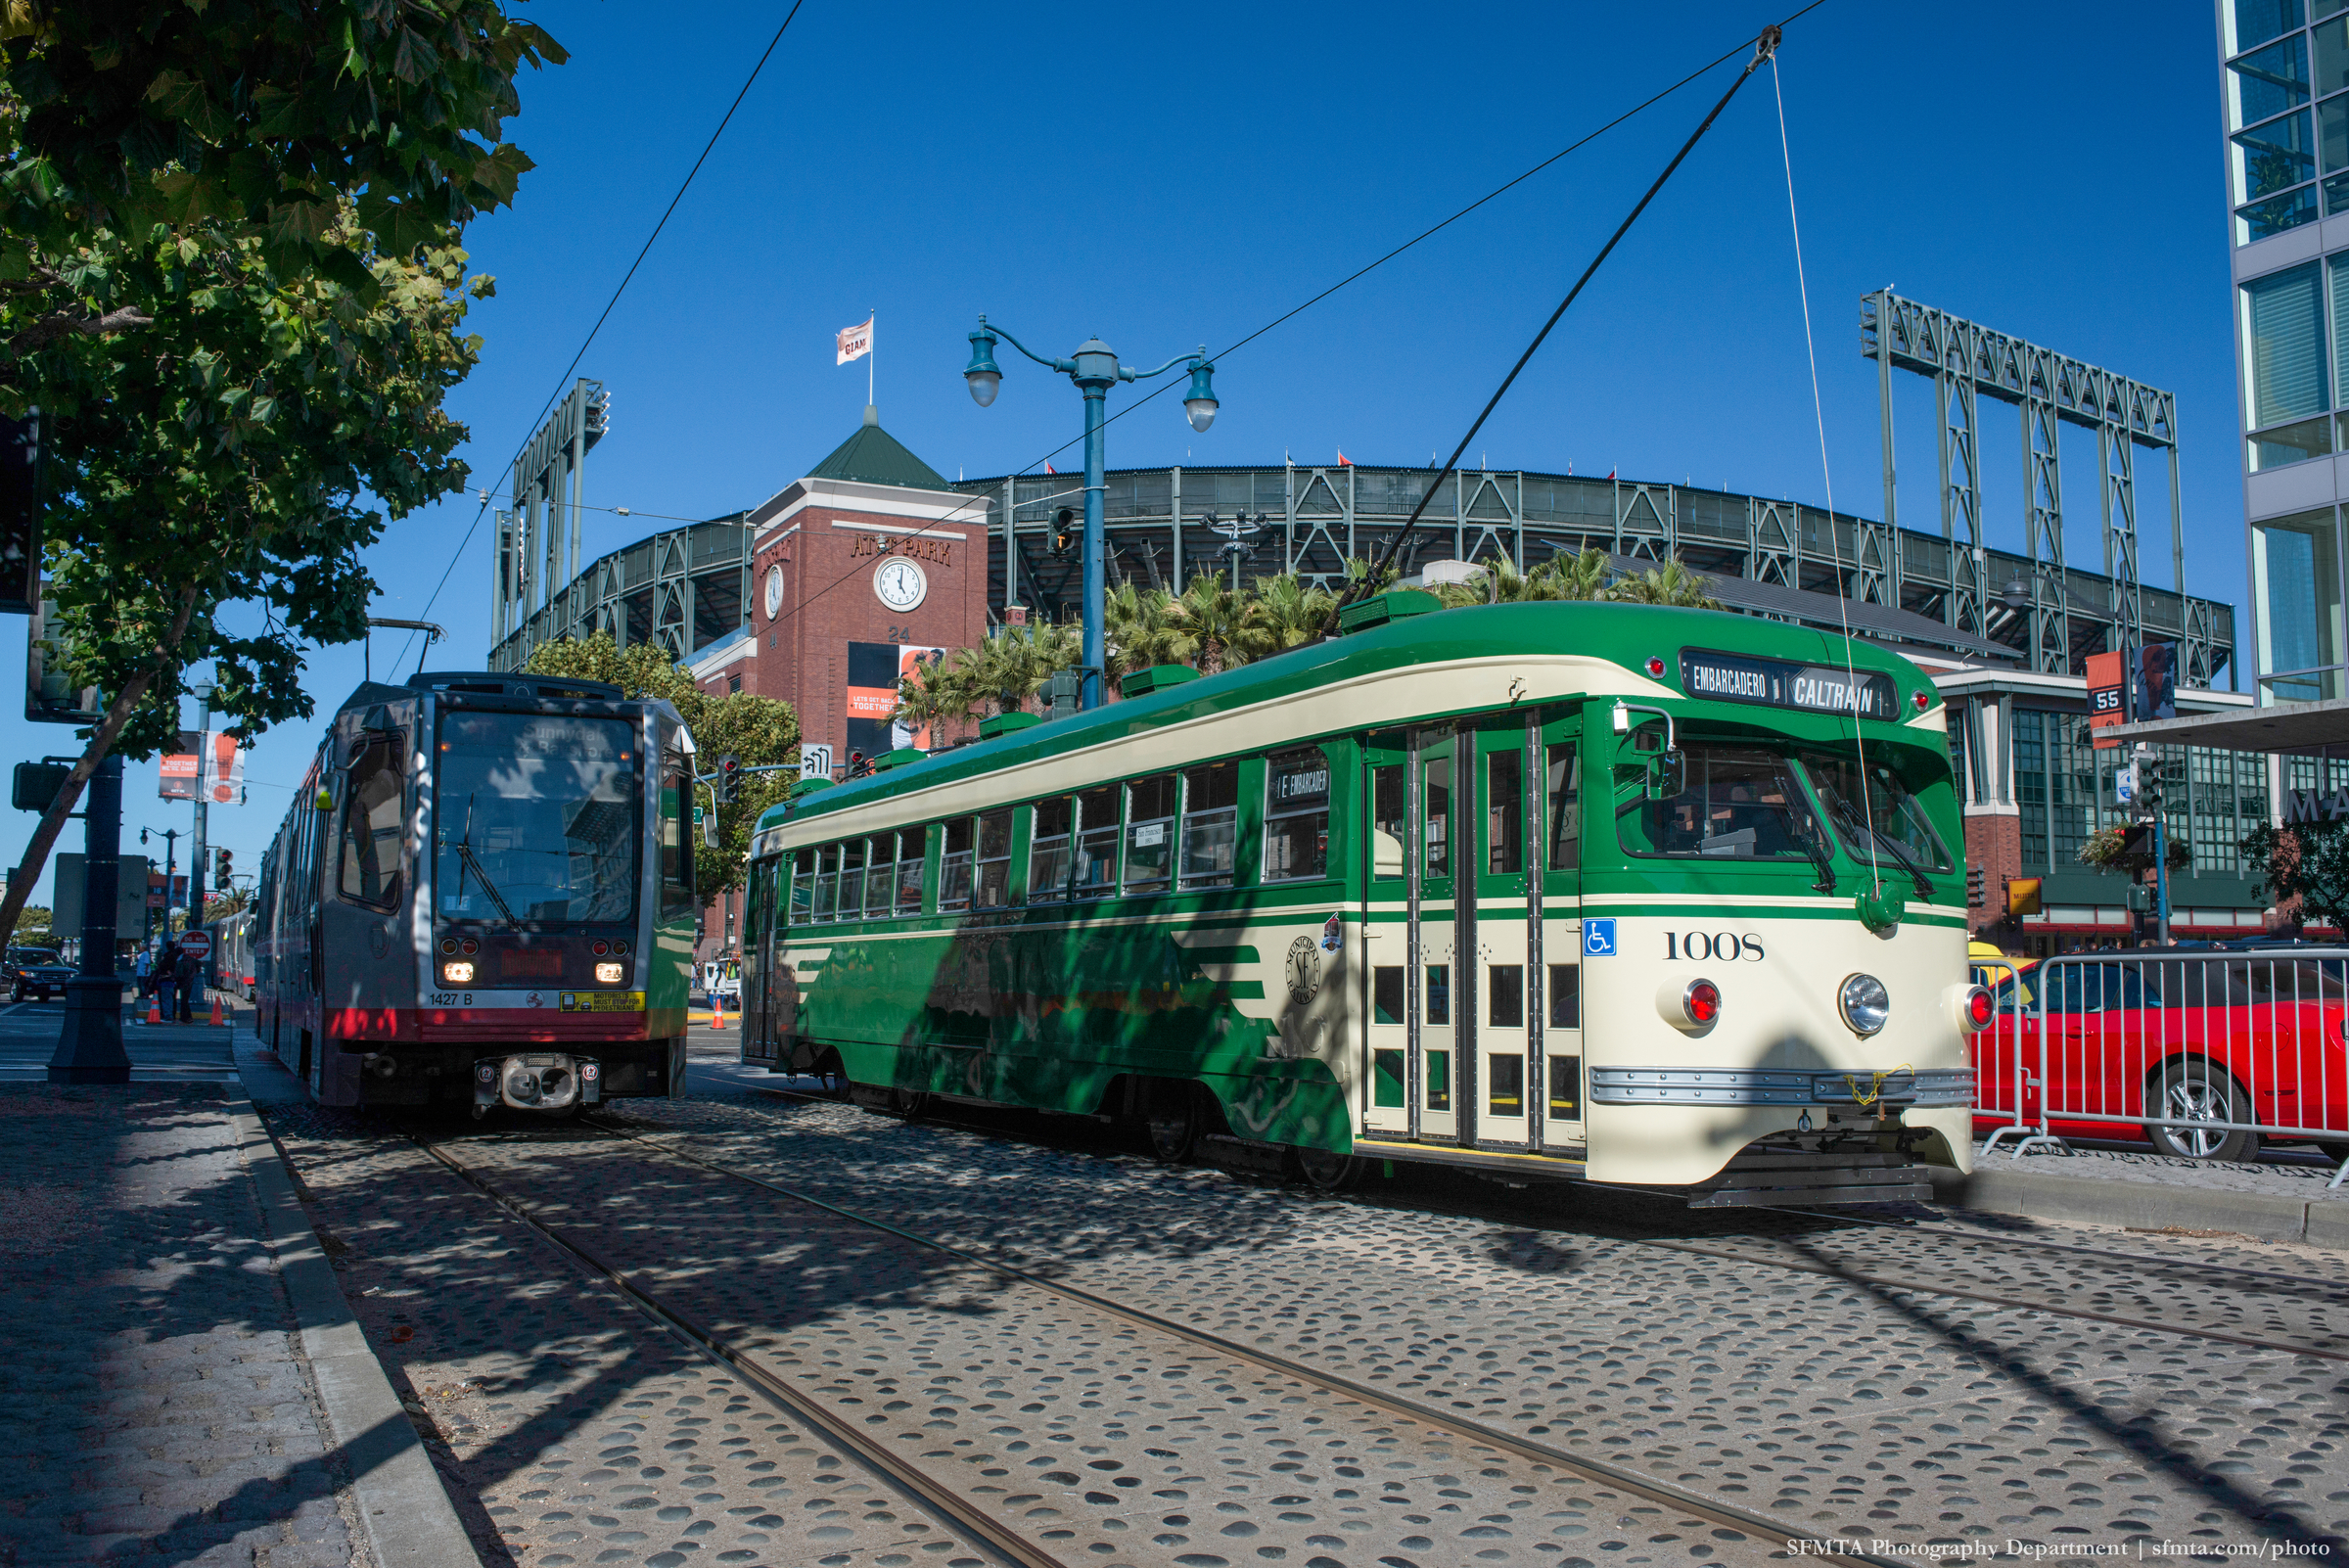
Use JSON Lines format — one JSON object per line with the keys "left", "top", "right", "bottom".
{"left": 156, "top": 954, "right": 175, "bottom": 1021}
{"left": 134, "top": 946, "right": 152, "bottom": 999}
{"left": 174, "top": 946, "right": 200, "bottom": 1022}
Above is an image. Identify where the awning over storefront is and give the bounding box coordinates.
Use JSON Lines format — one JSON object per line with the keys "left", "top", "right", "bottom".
{"left": 2107, "top": 696, "right": 2349, "bottom": 755}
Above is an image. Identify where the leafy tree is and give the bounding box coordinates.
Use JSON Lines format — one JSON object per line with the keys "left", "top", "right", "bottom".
{"left": 2078, "top": 823, "right": 2190, "bottom": 878}
{"left": 523, "top": 634, "right": 801, "bottom": 897}
{"left": 2241, "top": 821, "right": 2349, "bottom": 936}
{"left": 0, "top": 2, "right": 564, "bottom": 967}
{"left": 3, "top": 904, "right": 51, "bottom": 947}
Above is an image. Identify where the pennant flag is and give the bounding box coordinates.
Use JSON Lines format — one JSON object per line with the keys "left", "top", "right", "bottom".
{"left": 1044, "top": 462, "right": 1057, "bottom": 475}
{"left": 1606, "top": 468, "right": 1617, "bottom": 481}
{"left": 836, "top": 316, "right": 873, "bottom": 365}
{"left": 1336, "top": 449, "right": 1355, "bottom": 467}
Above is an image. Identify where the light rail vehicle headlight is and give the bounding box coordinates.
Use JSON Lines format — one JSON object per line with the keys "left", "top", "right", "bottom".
{"left": 1839, "top": 973, "right": 1891, "bottom": 1036}
{"left": 442, "top": 960, "right": 475, "bottom": 985}
{"left": 594, "top": 962, "right": 623, "bottom": 984}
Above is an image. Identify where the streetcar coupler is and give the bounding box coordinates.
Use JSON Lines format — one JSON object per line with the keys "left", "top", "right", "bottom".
{"left": 474, "top": 1053, "right": 603, "bottom": 1113}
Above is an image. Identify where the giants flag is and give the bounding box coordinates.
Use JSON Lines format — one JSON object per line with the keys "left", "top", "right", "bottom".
{"left": 836, "top": 316, "right": 873, "bottom": 364}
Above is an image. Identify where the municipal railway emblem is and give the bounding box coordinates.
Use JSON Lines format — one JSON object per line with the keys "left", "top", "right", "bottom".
{"left": 1285, "top": 935, "right": 1321, "bottom": 1005}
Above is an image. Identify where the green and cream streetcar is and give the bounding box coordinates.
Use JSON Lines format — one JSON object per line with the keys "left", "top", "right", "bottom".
{"left": 739, "top": 592, "right": 1985, "bottom": 1205}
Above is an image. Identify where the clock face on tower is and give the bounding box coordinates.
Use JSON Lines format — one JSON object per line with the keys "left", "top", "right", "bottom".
{"left": 762, "top": 563, "right": 785, "bottom": 619}
{"left": 873, "top": 557, "right": 928, "bottom": 612}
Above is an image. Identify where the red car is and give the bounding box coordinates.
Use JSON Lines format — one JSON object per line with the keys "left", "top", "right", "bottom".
{"left": 1972, "top": 954, "right": 2349, "bottom": 1162}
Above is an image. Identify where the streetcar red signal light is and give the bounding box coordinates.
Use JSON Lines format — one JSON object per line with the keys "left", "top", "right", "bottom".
{"left": 1912, "top": 689, "right": 1930, "bottom": 712}
{"left": 1683, "top": 979, "right": 1721, "bottom": 1026}
{"left": 1646, "top": 656, "right": 1667, "bottom": 678}
{"left": 1962, "top": 985, "right": 1994, "bottom": 1031}
{"left": 592, "top": 940, "right": 609, "bottom": 955}
{"left": 460, "top": 939, "right": 479, "bottom": 956}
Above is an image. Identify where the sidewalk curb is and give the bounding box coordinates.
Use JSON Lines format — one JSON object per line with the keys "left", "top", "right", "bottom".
{"left": 225, "top": 1090, "right": 484, "bottom": 1568}
{"left": 1929, "top": 1164, "right": 2348, "bottom": 1249}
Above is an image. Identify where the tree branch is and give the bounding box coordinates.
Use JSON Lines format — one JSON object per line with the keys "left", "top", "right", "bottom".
{"left": 7, "top": 305, "right": 158, "bottom": 355}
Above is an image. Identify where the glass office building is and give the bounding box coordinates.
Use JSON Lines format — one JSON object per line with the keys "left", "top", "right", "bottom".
{"left": 2226, "top": 0, "right": 2349, "bottom": 703}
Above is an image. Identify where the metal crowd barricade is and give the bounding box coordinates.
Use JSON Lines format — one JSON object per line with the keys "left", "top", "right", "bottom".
{"left": 1972, "top": 946, "right": 2349, "bottom": 1187}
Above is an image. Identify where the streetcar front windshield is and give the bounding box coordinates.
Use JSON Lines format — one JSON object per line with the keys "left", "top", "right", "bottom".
{"left": 434, "top": 713, "right": 640, "bottom": 924}
{"left": 1617, "top": 743, "right": 1828, "bottom": 861}
{"left": 1799, "top": 754, "right": 1953, "bottom": 872}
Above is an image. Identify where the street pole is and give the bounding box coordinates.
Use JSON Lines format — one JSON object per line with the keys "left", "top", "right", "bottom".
{"left": 965, "top": 319, "right": 1218, "bottom": 712}
{"left": 190, "top": 683, "right": 212, "bottom": 940}
{"left": 1074, "top": 340, "right": 1113, "bottom": 711}
{"left": 2153, "top": 813, "right": 2172, "bottom": 946}
{"left": 49, "top": 755, "right": 127, "bottom": 1083}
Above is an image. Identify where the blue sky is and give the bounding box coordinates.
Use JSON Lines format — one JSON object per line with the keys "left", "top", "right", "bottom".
{"left": 1, "top": 0, "right": 2237, "bottom": 912}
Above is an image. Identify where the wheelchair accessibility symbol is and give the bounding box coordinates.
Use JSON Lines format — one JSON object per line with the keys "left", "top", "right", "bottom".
{"left": 1583, "top": 918, "right": 1617, "bottom": 958}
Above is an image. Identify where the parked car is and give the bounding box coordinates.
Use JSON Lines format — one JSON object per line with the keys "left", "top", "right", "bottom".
{"left": 7, "top": 947, "right": 76, "bottom": 1002}
{"left": 1975, "top": 953, "right": 2349, "bottom": 1162}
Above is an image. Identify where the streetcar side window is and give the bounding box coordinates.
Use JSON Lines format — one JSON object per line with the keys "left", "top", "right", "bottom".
{"left": 338, "top": 735, "right": 405, "bottom": 909}
{"left": 1423, "top": 754, "right": 1451, "bottom": 878}
{"left": 1264, "top": 747, "right": 1330, "bottom": 882}
{"left": 939, "top": 819, "right": 975, "bottom": 911}
{"left": 838, "top": 838, "right": 867, "bottom": 918}
{"left": 896, "top": 829, "right": 925, "bottom": 914}
{"left": 1030, "top": 797, "right": 1073, "bottom": 902}
{"left": 976, "top": 809, "right": 1013, "bottom": 908}
{"left": 1487, "top": 747, "right": 1524, "bottom": 875}
{"left": 865, "top": 835, "right": 897, "bottom": 917}
{"left": 1545, "top": 742, "right": 1581, "bottom": 871}
{"left": 1370, "top": 763, "right": 1405, "bottom": 880}
{"left": 660, "top": 756, "right": 695, "bottom": 917}
{"left": 1074, "top": 784, "right": 1121, "bottom": 898}
{"left": 1124, "top": 774, "right": 1175, "bottom": 893}
{"left": 792, "top": 849, "right": 815, "bottom": 923}
{"left": 812, "top": 844, "right": 838, "bottom": 922}
{"left": 1179, "top": 761, "right": 1237, "bottom": 889}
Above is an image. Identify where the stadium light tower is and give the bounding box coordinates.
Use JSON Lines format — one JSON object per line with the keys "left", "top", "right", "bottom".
{"left": 964, "top": 316, "right": 1218, "bottom": 711}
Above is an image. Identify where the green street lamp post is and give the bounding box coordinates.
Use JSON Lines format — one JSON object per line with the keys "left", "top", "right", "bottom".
{"left": 966, "top": 317, "right": 1217, "bottom": 710}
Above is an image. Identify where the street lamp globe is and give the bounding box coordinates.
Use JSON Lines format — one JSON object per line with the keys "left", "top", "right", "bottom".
{"left": 964, "top": 322, "right": 1003, "bottom": 407}
{"left": 1182, "top": 358, "right": 1219, "bottom": 433}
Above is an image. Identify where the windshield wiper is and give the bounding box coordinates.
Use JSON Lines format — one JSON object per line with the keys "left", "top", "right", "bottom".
{"left": 1831, "top": 796, "right": 1933, "bottom": 899}
{"left": 1797, "top": 820, "right": 1837, "bottom": 894}
{"left": 452, "top": 794, "right": 519, "bottom": 927}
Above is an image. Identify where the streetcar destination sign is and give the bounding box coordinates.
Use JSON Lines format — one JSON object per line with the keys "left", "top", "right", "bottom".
{"left": 1678, "top": 649, "right": 1897, "bottom": 720}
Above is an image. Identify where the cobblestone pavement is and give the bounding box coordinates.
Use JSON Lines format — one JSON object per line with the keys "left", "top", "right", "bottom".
{"left": 0, "top": 1084, "right": 360, "bottom": 1567}
{"left": 261, "top": 1093, "right": 1770, "bottom": 1568}
{"left": 605, "top": 1089, "right": 2349, "bottom": 1555}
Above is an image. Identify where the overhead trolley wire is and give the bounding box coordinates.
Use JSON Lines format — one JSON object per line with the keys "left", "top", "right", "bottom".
{"left": 1337, "top": 17, "right": 1797, "bottom": 609}
{"left": 754, "top": 4, "right": 1828, "bottom": 653}
{"left": 398, "top": 0, "right": 812, "bottom": 669}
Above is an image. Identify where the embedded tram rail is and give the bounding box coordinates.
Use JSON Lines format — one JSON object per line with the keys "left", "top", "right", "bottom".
{"left": 742, "top": 1077, "right": 2349, "bottom": 1363}
{"left": 385, "top": 1116, "right": 1791, "bottom": 1568}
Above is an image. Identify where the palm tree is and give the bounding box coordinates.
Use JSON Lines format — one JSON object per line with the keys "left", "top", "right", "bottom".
{"left": 894, "top": 620, "right": 1080, "bottom": 733}
{"left": 1535, "top": 546, "right": 1610, "bottom": 601}
{"left": 1607, "top": 556, "right": 1722, "bottom": 610}
{"left": 1169, "top": 574, "right": 1247, "bottom": 674}
{"left": 1237, "top": 574, "right": 1336, "bottom": 662}
{"left": 1105, "top": 581, "right": 1188, "bottom": 684}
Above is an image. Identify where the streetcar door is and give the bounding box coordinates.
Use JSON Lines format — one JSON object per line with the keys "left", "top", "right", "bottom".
{"left": 1471, "top": 720, "right": 1534, "bottom": 1150}
{"left": 1537, "top": 714, "right": 1586, "bottom": 1154}
{"left": 1410, "top": 728, "right": 1460, "bottom": 1142}
{"left": 1361, "top": 736, "right": 1409, "bottom": 1136}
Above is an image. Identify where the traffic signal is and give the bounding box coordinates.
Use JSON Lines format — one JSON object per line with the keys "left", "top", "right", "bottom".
{"left": 2006, "top": 876, "right": 2043, "bottom": 918}
{"left": 214, "top": 848, "right": 232, "bottom": 891}
{"left": 1966, "top": 865, "right": 1986, "bottom": 907}
{"left": 714, "top": 754, "right": 740, "bottom": 805}
{"left": 11, "top": 760, "right": 69, "bottom": 811}
{"left": 1051, "top": 507, "right": 1076, "bottom": 555}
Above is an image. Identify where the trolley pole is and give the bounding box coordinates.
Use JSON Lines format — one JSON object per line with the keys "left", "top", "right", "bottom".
{"left": 50, "top": 755, "right": 128, "bottom": 1083}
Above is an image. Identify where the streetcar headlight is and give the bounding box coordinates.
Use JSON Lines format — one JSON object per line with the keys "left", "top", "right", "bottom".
{"left": 442, "top": 960, "right": 475, "bottom": 985}
{"left": 1840, "top": 973, "right": 1891, "bottom": 1036}
{"left": 595, "top": 962, "right": 623, "bottom": 984}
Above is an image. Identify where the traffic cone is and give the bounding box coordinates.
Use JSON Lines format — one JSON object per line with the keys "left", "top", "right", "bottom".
{"left": 711, "top": 997, "right": 726, "bottom": 1031}
{"left": 209, "top": 994, "right": 223, "bottom": 1028}
{"left": 145, "top": 998, "right": 161, "bottom": 1026}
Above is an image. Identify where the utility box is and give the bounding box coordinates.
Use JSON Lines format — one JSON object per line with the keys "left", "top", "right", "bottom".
{"left": 53, "top": 853, "right": 153, "bottom": 943}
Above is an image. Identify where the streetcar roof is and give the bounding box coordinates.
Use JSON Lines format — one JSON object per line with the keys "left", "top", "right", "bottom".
{"left": 760, "top": 600, "right": 1946, "bottom": 840}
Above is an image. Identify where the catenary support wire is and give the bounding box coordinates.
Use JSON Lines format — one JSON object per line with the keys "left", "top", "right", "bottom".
{"left": 1338, "top": 23, "right": 1785, "bottom": 610}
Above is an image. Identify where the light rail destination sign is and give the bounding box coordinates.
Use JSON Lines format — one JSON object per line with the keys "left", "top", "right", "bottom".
{"left": 1678, "top": 648, "right": 1897, "bottom": 720}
